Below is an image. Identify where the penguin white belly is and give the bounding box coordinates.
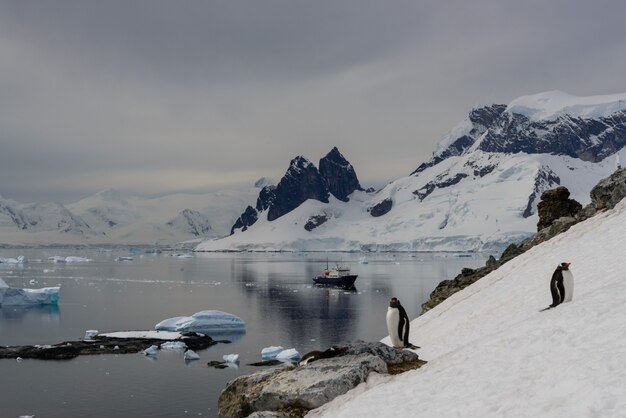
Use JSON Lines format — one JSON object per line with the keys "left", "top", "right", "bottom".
{"left": 562, "top": 270, "right": 574, "bottom": 303}
{"left": 386, "top": 307, "right": 402, "bottom": 347}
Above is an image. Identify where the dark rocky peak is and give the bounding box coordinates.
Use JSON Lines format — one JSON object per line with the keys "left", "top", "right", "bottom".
{"left": 478, "top": 110, "right": 626, "bottom": 162}
{"left": 411, "top": 104, "right": 507, "bottom": 176}
{"left": 231, "top": 205, "right": 258, "bottom": 235}
{"left": 255, "top": 185, "right": 276, "bottom": 212}
{"left": 267, "top": 156, "right": 330, "bottom": 222}
{"left": 319, "top": 147, "right": 363, "bottom": 202}
{"left": 468, "top": 104, "right": 507, "bottom": 129}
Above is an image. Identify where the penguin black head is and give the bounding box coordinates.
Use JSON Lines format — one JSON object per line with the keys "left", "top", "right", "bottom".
{"left": 389, "top": 297, "right": 400, "bottom": 308}
{"left": 560, "top": 262, "right": 571, "bottom": 269}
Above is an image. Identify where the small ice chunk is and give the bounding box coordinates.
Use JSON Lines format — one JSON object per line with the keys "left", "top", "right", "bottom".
{"left": 29, "top": 279, "right": 37, "bottom": 285}
{"left": 184, "top": 350, "right": 200, "bottom": 360}
{"left": 261, "top": 346, "right": 284, "bottom": 360}
{"left": 275, "top": 348, "right": 301, "bottom": 362}
{"left": 177, "top": 254, "right": 194, "bottom": 259}
{"left": 359, "top": 256, "right": 369, "bottom": 264}
{"left": 116, "top": 256, "right": 134, "bottom": 262}
{"left": 85, "top": 330, "right": 99, "bottom": 339}
{"left": 222, "top": 354, "right": 239, "bottom": 363}
{"left": 143, "top": 345, "right": 159, "bottom": 356}
{"left": 99, "top": 345, "right": 105, "bottom": 349}
{"left": 48, "top": 256, "right": 66, "bottom": 263}
{"left": 160, "top": 341, "right": 187, "bottom": 351}
{"left": 43, "top": 269, "right": 54, "bottom": 273}
{"left": 113, "top": 346, "right": 120, "bottom": 350}
{"left": 64, "top": 256, "right": 91, "bottom": 263}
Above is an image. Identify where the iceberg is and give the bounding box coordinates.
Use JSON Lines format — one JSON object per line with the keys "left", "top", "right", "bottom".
{"left": 184, "top": 349, "right": 200, "bottom": 361}
{"left": 155, "top": 310, "right": 246, "bottom": 334}
{"left": 261, "top": 346, "right": 284, "bottom": 360}
{"left": 143, "top": 345, "right": 159, "bottom": 356}
{"left": 275, "top": 348, "right": 301, "bottom": 362}
{"left": 0, "top": 278, "right": 60, "bottom": 306}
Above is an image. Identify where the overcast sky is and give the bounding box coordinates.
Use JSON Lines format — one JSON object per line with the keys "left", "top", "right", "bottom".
{"left": 1, "top": 0, "right": 625, "bottom": 203}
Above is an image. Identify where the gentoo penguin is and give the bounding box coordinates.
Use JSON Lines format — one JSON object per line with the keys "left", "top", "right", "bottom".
{"left": 561, "top": 262, "right": 574, "bottom": 303}
{"left": 549, "top": 262, "right": 572, "bottom": 307}
{"left": 386, "top": 297, "right": 419, "bottom": 349}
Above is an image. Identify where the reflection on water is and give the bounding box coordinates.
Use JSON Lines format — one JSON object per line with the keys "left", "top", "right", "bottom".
{"left": 0, "top": 248, "right": 487, "bottom": 418}
{"left": 0, "top": 304, "right": 60, "bottom": 322}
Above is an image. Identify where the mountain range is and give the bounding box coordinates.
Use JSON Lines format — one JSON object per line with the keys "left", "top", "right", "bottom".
{"left": 0, "top": 187, "right": 260, "bottom": 246}
{"left": 197, "top": 90, "right": 626, "bottom": 253}
{"left": 1, "top": 90, "right": 625, "bottom": 250}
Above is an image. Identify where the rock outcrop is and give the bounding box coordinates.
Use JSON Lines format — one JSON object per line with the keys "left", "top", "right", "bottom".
{"left": 318, "top": 147, "right": 363, "bottom": 202}
{"left": 0, "top": 332, "right": 219, "bottom": 360}
{"left": 218, "top": 341, "right": 423, "bottom": 418}
{"left": 230, "top": 148, "right": 362, "bottom": 232}
{"left": 536, "top": 186, "right": 582, "bottom": 230}
{"left": 369, "top": 198, "right": 393, "bottom": 217}
{"left": 267, "top": 157, "right": 330, "bottom": 222}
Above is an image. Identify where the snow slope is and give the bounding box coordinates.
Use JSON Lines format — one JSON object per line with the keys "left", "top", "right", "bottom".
{"left": 308, "top": 197, "right": 626, "bottom": 417}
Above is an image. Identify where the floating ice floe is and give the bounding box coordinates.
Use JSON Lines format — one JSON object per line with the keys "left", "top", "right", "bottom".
{"left": 48, "top": 256, "right": 92, "bottom": 263}
{"left": 261, "top": 346, "right": 284, "bottom": 360}
{"left": 0, "top": 278, "right": 60, "bottom": 306}
{"left": 358, "top": 256, "right": 369, "bottom": 264}
{"left": 115, "top": 256, "right": 134, "bottom": 262}
{"left": 275, "top": 348, "right": 301, "bottom": 362}
{"left": 184, "top": 349, "right": 200, "bottom": 361}
{"left": 142, "top": 345, "right": 159, "bottom": 356}
{"left": 177, "top": 254, "right": 194, "bottom": 259}
{"left": 0, "top": 256, "right": 27, "bottom": 264}
{"left": 160, "top": 341, "right": 187, "bottom": 351}
{"left": 155, "top": 310, "right": 246, "bottom": 335}
{"left": 223, "top": 353, "right": 239, "bottom": 363}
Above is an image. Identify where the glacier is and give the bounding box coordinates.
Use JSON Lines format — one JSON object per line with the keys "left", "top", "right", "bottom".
{"left": 0, "top": 278, "right": 60, "bottom": 306}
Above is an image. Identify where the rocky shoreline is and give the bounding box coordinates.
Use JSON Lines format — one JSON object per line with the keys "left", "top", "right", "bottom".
{"left": 0, "top": 332, "right": 222, "bottom": 360}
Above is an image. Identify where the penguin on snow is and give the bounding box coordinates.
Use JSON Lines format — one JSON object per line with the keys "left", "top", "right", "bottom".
{"left": 386, "top": 297, "right": 419, "bottom": 349}
{"left": 549, "top": 262, "right": 573, "bottom": 308}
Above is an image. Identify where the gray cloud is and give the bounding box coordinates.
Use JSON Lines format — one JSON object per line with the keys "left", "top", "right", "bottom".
{"left": 1, "top": 0, "right": 625, "bottom": 203}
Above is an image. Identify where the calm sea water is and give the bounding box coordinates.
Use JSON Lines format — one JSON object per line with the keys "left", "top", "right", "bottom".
{"left": 0, "top": 248, "right": 486, "bottom": 418}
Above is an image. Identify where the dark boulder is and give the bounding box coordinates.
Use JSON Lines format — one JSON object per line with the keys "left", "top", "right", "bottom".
{"left": 370, "top": 198, "right": 393, "bottom": 217}
{"left": 536, "top": 186, "right": 582, "bottom": 231}
{"left": 304, "top": 214, "right": 328, "bottom": 232}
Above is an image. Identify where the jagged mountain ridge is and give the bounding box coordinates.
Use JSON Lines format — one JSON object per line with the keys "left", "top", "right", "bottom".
{"left": 229, "top": 147, "right": 363, "bottom": 234}
{"left": 197, "top": 91, "right": 626, "bottom": 252}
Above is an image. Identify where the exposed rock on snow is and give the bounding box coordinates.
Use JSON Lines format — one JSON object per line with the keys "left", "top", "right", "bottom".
{"left": 536, "top": 186, "right": 582, "bottom": 230}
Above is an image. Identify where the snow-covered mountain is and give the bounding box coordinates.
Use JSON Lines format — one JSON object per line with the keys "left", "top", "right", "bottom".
{"left": 308, "top": 191, "right": 626, "bottom": 418}
{"left": 197, "top": 91, "right": 626, "bottom": 253}
{"left": 0, "top": 185, "right": 261, "bottom": 246}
